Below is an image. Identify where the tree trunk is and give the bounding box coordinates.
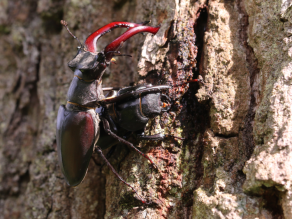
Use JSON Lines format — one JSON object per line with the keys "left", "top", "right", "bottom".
{"left": 0, "top": 0, "right": 290, "bottom": 218}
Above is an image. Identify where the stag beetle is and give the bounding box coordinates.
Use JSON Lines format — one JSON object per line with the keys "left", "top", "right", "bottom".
{"left": 95, "top": 80, "right": 201, "bottom": 151}
{"left": 56, "top": 20, "right": 162, "bottom": 203}
{"left": 101, "top": 84, "right": 171, "bottom": 132}
{"left": 95, "top": 84, "right": 173, "bottom": 151}
{"left": 56, "top": 20, "right": 201, "bottom": 204}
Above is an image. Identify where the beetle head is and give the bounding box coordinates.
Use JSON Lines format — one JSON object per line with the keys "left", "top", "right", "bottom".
{"left": 61, "top": 20, "right": 160, "bottom": 79}
{"left": 68, "top": 49, "right": 106, "bottom": 72}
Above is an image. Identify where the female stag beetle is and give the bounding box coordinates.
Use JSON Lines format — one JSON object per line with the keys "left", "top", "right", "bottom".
{"left": 95, "top": 80, "right": 201, "bottom": 153}
{"left": 95, "top": 84, "right": 173, "bottom": 151}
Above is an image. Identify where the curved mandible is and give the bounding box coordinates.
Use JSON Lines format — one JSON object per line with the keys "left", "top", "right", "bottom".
{"left": 104, "top": 25, "right": 160, "bottom": 62}
{"left": 85, "top": 22, "right": 145, "bottom": 53}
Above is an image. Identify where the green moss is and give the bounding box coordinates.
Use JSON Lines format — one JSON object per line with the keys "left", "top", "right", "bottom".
{"left": 168, "top": 186, "right": 179, "bottom": 195}
{"left": 0, "top": 25, "right": 10, "bottom": 34}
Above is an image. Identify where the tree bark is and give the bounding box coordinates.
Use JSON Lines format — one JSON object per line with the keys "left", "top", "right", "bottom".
{"left": 0, "top": 0, "right": 290, "bottom": 218}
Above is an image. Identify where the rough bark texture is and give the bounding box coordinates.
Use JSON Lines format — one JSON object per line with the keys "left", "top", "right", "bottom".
{"left": 0, "top": 0, "right": 291, "bottom": 218}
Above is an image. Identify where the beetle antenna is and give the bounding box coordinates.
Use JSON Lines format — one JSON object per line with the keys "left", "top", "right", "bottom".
{"left": 138, "top": 20, "right": 151, "bottom": 25}
{"left": 105, "top": 42, "right": 128, "bottom": 56}
{"left": 106, "top": 51, "right": 132, "bottom": 58}
{"left": 114, "top": 54, "right": 132, "bottom": 57}
{"left": 164, "top": 134, "right": 185, "bottom": 141}
{"left": 61, "top": 20, "right": 83, "bottom": 48}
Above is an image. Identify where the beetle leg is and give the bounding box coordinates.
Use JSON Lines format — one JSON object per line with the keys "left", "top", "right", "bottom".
{"left": 101, "top": 79, "right": 203, "bottom": 104}
{"left": 102, "top": 87, "right": 121, "bottom": 91}
{"left": 107, "top": 115, "right": 118, "bottom": 133}
{"left": 137, "top": 133, "right": 165, "bottom": 141}
{"left": 100, "top": 117, "right": 159, "bottom": 170}
{"left": 137, "top": 133, "right": 185, "bottom": 141}
{"left": 163, "top": 134, "right": 185, "bottom": 141}
{"left": 105, "top": 42, "right": 132, "bottom": 58}
{"left": 99, "top": 145, "right": 117, "bottom": 169}
{"left": 95, "top": 146, "right": 151, "bottom": 204}
{"left": 101, "top": 85, "right": 171, "bottom": 104}
{"left": 106, "top": 51, "right": 132, "bottom": 57}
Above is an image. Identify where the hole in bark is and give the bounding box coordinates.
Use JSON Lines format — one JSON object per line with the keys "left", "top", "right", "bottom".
{"left": 182, "top": 190, "right": 195, "bottom": 207}
{"left": 193, "top": 7, "right": 208, "bottom": 77}
{"left": 215, "top": 133, "right": 239, "bottom": 138}
{"left": 236, "top": 0, "right": 259, "bottom": 161}
{"left": 12, "top": 75, "right": 22, "bottom": 93}
{"left": 19, "top": 169, "right": 30, "bottom": 194}
{"left": 177, "top": 5, "right": 210, "bottom": 210}
{"left": 262, "top": 186, "right": 284, "bottom": 219}
{"left": 163, "top": 20, "right": 175, "bottom": 45}
{"left": 145, "top": 70, "right": 160, "bottom": 85}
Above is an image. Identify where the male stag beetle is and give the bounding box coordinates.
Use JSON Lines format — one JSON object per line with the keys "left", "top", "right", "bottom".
{"left": 56, "top": 20, "right": 201, "bottom": 204}
{"left": 57, "top": 20, "right": 162, "bottom": 203}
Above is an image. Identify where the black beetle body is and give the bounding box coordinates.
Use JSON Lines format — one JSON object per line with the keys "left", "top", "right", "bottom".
{"left": 107, "top": 85, "right": 170, "bottom": 131}
{"left": 95, "top": 84, "right": 171, "bottom": 150}
{"left": 56, "top": 21, "right": 160, "bottom": 191}
{"left": 57, "top": 105, "right": 99, "bottom": 186}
